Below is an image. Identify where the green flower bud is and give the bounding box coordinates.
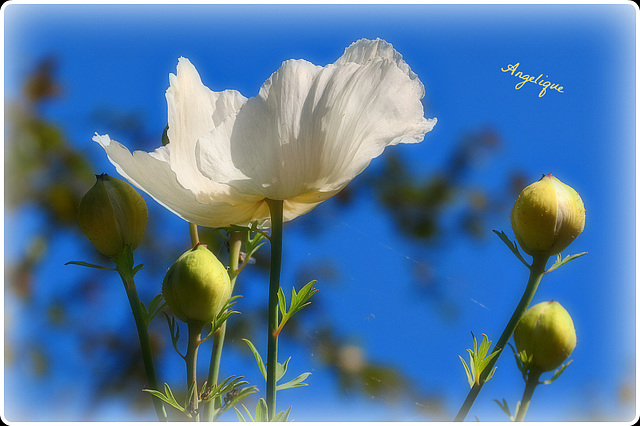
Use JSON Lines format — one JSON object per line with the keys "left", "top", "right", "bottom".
{"left": 511, "top": 173, "right": 585, "bottom": 257}
{"left": 77, "top": 174, "right": 148, "bottom": 258}
{"left": 162, "top": 244, "right": 231, "bottom": 325}
{"left": 514, "top": 301, "right": 577, "bottom": 373}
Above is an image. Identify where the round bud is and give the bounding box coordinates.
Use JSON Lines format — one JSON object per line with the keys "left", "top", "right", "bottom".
{"left": 510, "top": 174, "right": 585, "bottom": 257}
{"left": 162, "top": 244, "right": 231, "bottom": 325}
{"left": 77, "top": 174, "right": 148, "bottom": 258}
{"left": 514, "top": 301, "right": 577, "bottom": 373}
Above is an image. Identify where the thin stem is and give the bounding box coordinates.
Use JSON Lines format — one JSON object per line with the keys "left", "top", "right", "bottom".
{"left": 186, "top": 321, "right": 204, "bottom": 422}
{"left": 117, "top": 267, "right": 168, "bottom": 422}
{"left": 203, "top": 231, "right": 244, "bottom": 421}
{"left": 515, "top": 371, "right": 541, "bottom": 422}
{"left": 189, "top": 222, "right": 200, "bottom": 246}
{"left": 265, "top": 199, "right": 284, "bottom": 421}
{"left": 454, "top": 254, "right": 549, "bottom": 421}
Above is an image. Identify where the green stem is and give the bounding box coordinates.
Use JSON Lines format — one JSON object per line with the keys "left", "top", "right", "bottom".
{"left": 515, "top": 371, "right": 541, "bottom": 422}
{"left": 186, "top": 321, "right": 204, "bottom": 422}
{"left": 454, "top": 254, "right": 549, "bottom": 421}
{"left": 266, "top": 199, "right": 284, "bottom": 421}
{"left": 117, "top": 265, "right": 168, "bottom": 422}
{"left": 203, "top": 231, "right": 243, "bottom": 421}
{"left": 189, "top": 222, "right": 200, "bottom": 246}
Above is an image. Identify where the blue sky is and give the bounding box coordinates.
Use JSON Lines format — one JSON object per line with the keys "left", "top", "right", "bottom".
{"left": 3, "top": 2, "right": 637, "bottom": 422}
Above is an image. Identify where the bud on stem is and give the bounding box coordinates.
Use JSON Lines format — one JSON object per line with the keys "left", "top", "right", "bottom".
{"left": 514, "top": 301, "right": 577, "bottom": 374}
{"left": 511, "top": 174, "right": 585, "bottom": 257}
{"left": 77, "top": 174, "right": 148, "bottom": 258}
{"left": 162, "top": 244, "right": 231, "bottom": 325}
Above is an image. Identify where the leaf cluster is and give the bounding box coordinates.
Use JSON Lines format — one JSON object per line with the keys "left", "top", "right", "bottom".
{"left": 494, "top": 230, "right": 587, "bottom": 273}
{"left": 276, "top": 280, "right": 318, "bottom": 336}
{"left": 459, "top": 333, "right": 500, "bottom": 388}
{"left": 144, "top": 376, "right": 256, "bottom": 421}
{"left": 138, "top": 294, "right": 166, "bottom": 327}
{"left": 234, "top": 398, "right": 292, "bottom": 422}
{"left": 165, "top": 295, "right": 241, "bottom": 359}
{"left": 493, "top": 398, "right": 520, "bottom": 421}
{"left": 509, "top": 344, "right": 573, "bottom": 385}
{"left": 220, "top": 225, "right": 268, "bottom": 278}
{"left": 243, "top": 339, "right": 311, "bottom": 392}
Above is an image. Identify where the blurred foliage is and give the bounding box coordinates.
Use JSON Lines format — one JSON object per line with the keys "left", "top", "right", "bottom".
{"left": 8, "top": 55, "right": 628, "bottom": 422}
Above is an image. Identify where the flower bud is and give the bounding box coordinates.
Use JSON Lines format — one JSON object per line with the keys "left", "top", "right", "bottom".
{"left": 162, "top": 244, "right": 231, "bottom": 325}
{"left": 77, "top": 174, "right": 148, "bottom": 258}
{"left": 514, "top": 301, "right": 576, "bottom": 373}
{"left": 510, "top": 173, "right": 585, "bottom": 257}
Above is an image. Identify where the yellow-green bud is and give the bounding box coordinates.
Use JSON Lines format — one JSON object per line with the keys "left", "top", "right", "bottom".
{"left": 510, "top": 173, "right": 585, "bottom": 257}
{"left": 162, "top": 244, "right": 231, "bottom": 325}
{"left": 514, "top": 301, "right": 577, "bottom": 373}
{"left": 77, "top": 174, "right": 148, "bottom": 258}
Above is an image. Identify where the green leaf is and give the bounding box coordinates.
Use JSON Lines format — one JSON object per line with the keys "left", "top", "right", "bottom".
{"left": 239, "top": 404, "right": 255, "bottom": 422}
{"left": 545, "top": 252, "right": 587, "bottom": 273}
{"left": 271, "top": 406, "right": 292, "bottom": 422}
{"left": 255, "top": 398, "right": 268, "bottom": 422}
{"left": 234, "top": 406, "right": 248, "bottom": 422}
{"left": 165, "top": 314, "right": 183, "bottom": 358}
{"left": 243, "top": 339, "right": 267, "bottom": 381}
{"left": 143, "top": 383, "right": 186, "bottom": 413}
{"left": 478, "top": 333, "right": 491, "bottom": 359}
{"left": 208, "top": 295, "right": 241, "bottom": 337}
{"left": 493, "top": 398, "right": 515, "bottom": 421}
{"left": 460, "top": 332, "right": 500, "bottom": 388}
{"left": 276, "top": 357, "right": 290, "bottom": 382}
{"left": 164, "top": 382, "right": 180, "bottom": 408}
{"left": 65, "top": 260, "right": 115, "bottom": 271}
{"left": 132, "top": 263, "right": 144, "bottom": 276}
{"left": 277, "top": 288, "right": 287, "bottom": 319}
{"left": 485, "top": 366, "right": 497, "bottom": 383}
{"left": 459, "top": 355, "right": 474, "bottom": 388}
{"left": 184, "top": 380, "right": 196, "bottom": 408}
{"left": 277, "top": 281, "right": 318, "bottom": 334}
{"left": 493, "top": 230, "right": 530, "bottom": 268}
{"left": 276, "top": 372, "right": 311, "bottom": 391}
{"left": 289, "top": 280, "right": 318, "bottom": 318}
{"left": 212, "top": 383, "right": 258, "bottom": 421}
{"left": 540, "top": 360, "right": 573, "bottom": 385}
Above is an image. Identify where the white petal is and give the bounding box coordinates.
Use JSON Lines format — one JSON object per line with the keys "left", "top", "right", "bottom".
{"left": 165, "top": 57, "right": 248, "bottom": 202}
{"left": 197, "top": 38, "right": 436, "bottom": 204}
{"left": 93, "top": 134, "right": 266, "bottom": 228}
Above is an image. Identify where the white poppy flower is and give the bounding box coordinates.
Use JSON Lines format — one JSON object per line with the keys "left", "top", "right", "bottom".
{"left": 94, "top": 38, "right": 436, "bottom": 228}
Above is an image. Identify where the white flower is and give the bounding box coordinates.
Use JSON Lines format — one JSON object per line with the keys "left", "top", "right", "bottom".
{"left": 94, "top": 38, "right": 436, "bottom": 228}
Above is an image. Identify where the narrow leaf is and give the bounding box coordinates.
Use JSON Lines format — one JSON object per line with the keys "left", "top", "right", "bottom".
{"left": 279, "top": 406, "right": 292, "bottom": 422}
{"left": 271, "top": 406, "right": 292, "bottom": 422}
{"left": 143, "top": 389, "right": 171, "bottom": 405}
{"left": 276, "top": 372, "right": 311, "bottom": 391}
{"left": 545, "top": 252, "right": 587, "bottom": 273}
{"left": 288, "top": 281, "right": 318, "bottom": 317}
{"left": 493, "top": 398, "right": 514, "bottom": 421}
{"left": 233, "top": 406, "right": 247, "bottom": 422}
{"left": 242, "top": 339, "right": 267, "bottom": 381}
{"left": 459, "top": 356, "right": 474, "bottom": 388}
{"left": 277, "top": 288, "right": 287, "bottom": 319}
{"left": 276, "top": 357, "right": 291, "bottom": 382}
{"left": 236, "top": 404, "right": 254, "bottom": 422}
{"left": 65, "top": 260, "right": 115, "bottom": 271}
{"left": 493, "top": 230, "right": 530, "bottom": 268}
{"left": 255, "top": 398, "right": 268, "bottom": 422}
{"left": 478, "top": 334, "right": 491, "bottom": 360}
{"left": 540, "top": 360, "right": 573, "bottom": 385}
{"left": 148, "top": 294, "right": 165, "bottom": 314}
{"left": 485, "top": 366, "right": 498, "bottom": 383}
